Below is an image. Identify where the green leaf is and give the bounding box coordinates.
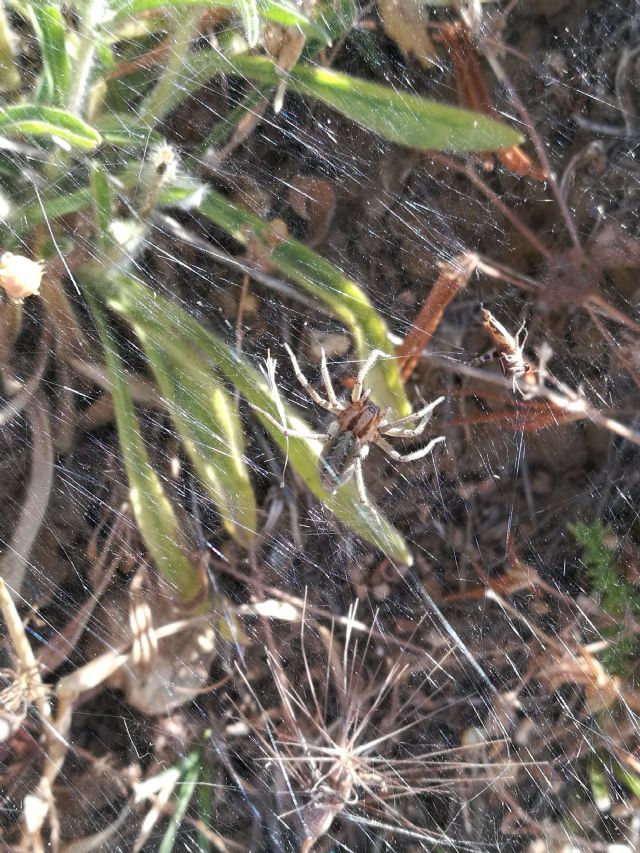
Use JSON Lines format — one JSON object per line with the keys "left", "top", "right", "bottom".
{"left": 0, "top": 105, "right": 102, "bottom": 150}
{"left": 90, "top": 162, "right": 114, "bottom": 252}
{"left": 164, "top": 184, "right": 411, "bottom": 416}
{"left": 87, "top": 294, "right": 205, "bottom": 605}
{"left": 27, "top": 4, "right": 71, "bottom": 106}
{"left": 235, "top": 0, "right": 259, "bottom": 48}
{"left": 138, "top": 335, "right": 258, "bottom": 549}
{"left": 0, "top": 3, "right": 20, "bottom": 92}
{"left": 3, "top": 187, "right": 93, "bottom": 235}
{"left": 232, "top": 56, "right": 524, "bottom": 150}
{"left": 159, "top": 748, "right": 201, "bottom": 853}
{"left": 96, "top": 273, "right": 413, "bottom": 565}
{"left": 613, "top": 760, "right": 640, "bottom": 799}
{"left": 93, "top": 113, "right": 162, "bottom": 147}
{"left": 304, "top": 0, "right": 355, "bottom": 53}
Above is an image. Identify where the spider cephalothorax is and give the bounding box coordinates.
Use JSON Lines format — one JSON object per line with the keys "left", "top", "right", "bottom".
{"left": 258, "top": 345, "right": 445, "bottom": 505}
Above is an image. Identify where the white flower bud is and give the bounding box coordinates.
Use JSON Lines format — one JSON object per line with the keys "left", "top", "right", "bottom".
{"left": 0, "top": 253, "right": 44, "bottom": 302}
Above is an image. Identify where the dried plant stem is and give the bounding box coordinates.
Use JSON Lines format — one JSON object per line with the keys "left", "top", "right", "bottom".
{"left": 0, "top": 581, "right": 51, "bottom": 722}
{"left": 0, "top": 395, "right": 54, "bottom": 598}
{"left": 435, "top": 21, "right": 546, "bottom": 180}
{"left": 427, "top": 352, "right": 640, "bottom": 447}
{"left": 397, "top": 252, "right": 478, "bottom": 381}
{"left": 480, "top": 43, "right": 583, "bottom": 254}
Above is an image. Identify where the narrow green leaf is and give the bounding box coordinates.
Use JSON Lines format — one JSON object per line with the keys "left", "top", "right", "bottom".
{"left": 165, "top": 184, "right": 411, "bottom": 416}
{"left": 304, "top": 0, "right": 355, "bottom": 51}
{"left": 27, "top": 4, "right": 71, "bottom": 106}
{"left": 87, "top": 294, "right": 204, "bottom": 605}
{"left": 159, "top": 747, "right": 201, "bottom": 853}
{"left": 93, "top": 113, "right": 162, "bottom": 147}
{"left": 613, "top": 761, "right": 640, "bottom": 799}
{"left": 139, "top": 335, "right": 258, "bottom": 549}
{"left": 231, "top": 55, "right": 524, "bottom": 151}
{"left": 90, "top": 162, "right": 114, "bottom": 252}
{"left": 0, "top": 3, "right": 22, "bottom": 92}
{"left": 0, "top": 105, "right": 102, "bottom": 150}
{"left": 98, "top": 273, "right": 413, "bottom": 565}
{"left": 235, "top": 0, "right": 259, "bottom": 48}
{"left": 192, "top": 86, "right": 270, "bottom": 152}
{"left": 4, "top": 187, "right": 92, "bottom": 235}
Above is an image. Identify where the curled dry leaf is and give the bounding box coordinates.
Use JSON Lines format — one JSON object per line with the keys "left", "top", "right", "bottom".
{"left": 99, "top": 586, "right": 217, "bottom": 716}
{"left": 378, "top": 0, "right": 436, "bottom": 67}
{"left": 0, "top": 252, "right": 44, "bottom": 302}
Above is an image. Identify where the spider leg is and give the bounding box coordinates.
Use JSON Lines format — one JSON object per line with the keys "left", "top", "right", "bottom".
{"left": 250, "top": 403, "right": 330, "bottom": 441}
{"left": 319, "top": 348, "right": 342, "bottom": 409}
{"left": 354, "top": 456, "right": 369, "bottom": 505}
{"left": 469, "top": 349, "right": 499, "bottom": 367}
{"left": 380, "top": 397, "right": 445, "bottom": 436}
{"left": 284, "top": 344, "right": 338, "bottom": 413}
{"left": 516, "top": 319, "right": 528, "bottom": 342}
{"left": 352, "top": 349, "right": 389, "bottom": 402}
{"left": 376, "top": 435, "right": 445, "bottom": 463}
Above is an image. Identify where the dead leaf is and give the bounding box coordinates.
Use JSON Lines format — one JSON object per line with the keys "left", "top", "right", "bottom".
{"left": 378, "top": 0, "right": 436, "bottom": 67}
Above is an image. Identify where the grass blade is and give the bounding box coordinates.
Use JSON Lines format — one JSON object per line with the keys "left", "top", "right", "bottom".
{"left": 27, "top": 3, "right": 71, "bottom": 106}
{"left": 232, "top": 56, "right": 524, "bottom": 150}
{"left": 0, "top": 105, "right": 101, "bottom": 150}
{"left": 235, "top": 0, "right": 260, "bottom": 48}
{"left": 166, "top": 184, "right": 411, "bottom": 416}
{"left": 89, "top": 162, "right": 115, "bottom": 253}
{"left": 88, "top": 294, "right": 205, "bottom": 605}
{"left": 106, "top": 0, "right": 330, "bottom": 41}
{"left": 158, "top": 748, "right": 201, "bottom": 853}
{"left": 140, "top": 335, "right": 258, "bottom": 550}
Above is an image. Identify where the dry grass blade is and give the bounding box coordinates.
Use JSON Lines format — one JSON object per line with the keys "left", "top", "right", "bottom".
{"left": 397, "top": 252, "right": 478, "bottom": 381}
{"left": 0, "top": 394, "right": 54, "bottom": 598}
{"left": 433, "top": 21, "right": 546, "bottom": 180}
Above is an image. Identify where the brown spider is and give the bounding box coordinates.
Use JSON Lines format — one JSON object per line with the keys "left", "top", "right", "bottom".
{"left": 471, "top": 306, "right": 534, "bottom": 393}
{"left": 258, "top": 345, "right": 445, "bottom": 506}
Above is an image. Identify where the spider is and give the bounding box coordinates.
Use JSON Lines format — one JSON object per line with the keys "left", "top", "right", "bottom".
{"left": 258, "top": 345, "right": 445, "bottom": 506}
{"left": 471, "top": 306, "right": 533, "bottom": 393}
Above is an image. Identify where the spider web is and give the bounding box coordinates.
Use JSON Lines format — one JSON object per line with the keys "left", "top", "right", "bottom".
{"left": 1, "top": 0, "right": 640, "bottom": 851}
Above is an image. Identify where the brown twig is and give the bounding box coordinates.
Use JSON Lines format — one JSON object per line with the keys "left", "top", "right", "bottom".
{"left": 397, "top": 252, "right": 478, "bottom": 382}
{"left": 433, "top": 21, "right": 546, "bottom": 181}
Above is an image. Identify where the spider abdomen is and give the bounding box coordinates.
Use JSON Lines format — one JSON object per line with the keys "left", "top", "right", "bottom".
{"left": 319, "top": 431, "right": 362, "bottom": 492}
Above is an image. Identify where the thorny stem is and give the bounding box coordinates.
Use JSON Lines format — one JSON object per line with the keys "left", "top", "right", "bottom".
{"left": 66, "top": 0, "right": 105, "bottom": 115}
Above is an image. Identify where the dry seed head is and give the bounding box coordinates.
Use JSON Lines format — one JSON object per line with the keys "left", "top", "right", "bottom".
{"left": 151, "top": 142, "right": 178, "bottom": 182}
{"left": 0, "top": 253, "right": 44, "bottom": 302}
